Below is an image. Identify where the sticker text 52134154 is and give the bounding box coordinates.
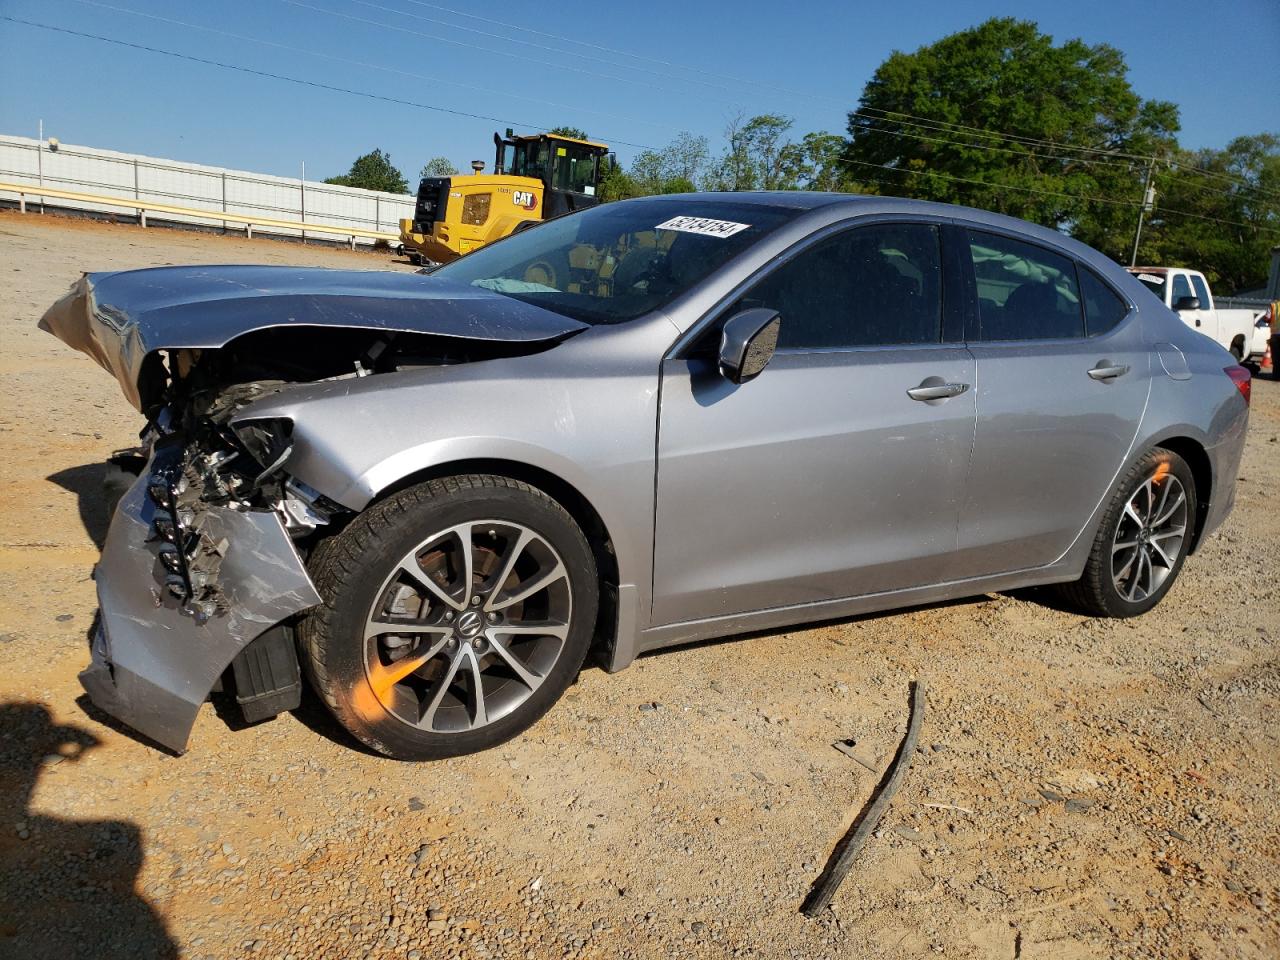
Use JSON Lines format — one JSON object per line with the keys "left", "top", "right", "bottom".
{"left": 654, "top": 216, "right": 751, "bottom": 239}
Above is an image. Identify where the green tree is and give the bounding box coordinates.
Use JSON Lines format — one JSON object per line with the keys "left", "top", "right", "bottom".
{"left": 842, "top": 17, "right": 1180, "bottom": 257}
{"left": 597, "top": 160, "right": 640, "bottom": 202}
{"left": 630, "top": 132, "right": 711, "bottom": 194}
{"left": 419, "top": 156, "right": 457, "bottom": 179}
{"left": 713, "top": 113, "right": 796, "bottom": 190}
{"left": 1138, "top": 134, "right": 1280, "bottom": 291}
{"left": 779, "top": 132, "right": 848, "bottom": 192}
{"left": 325, "top": 148, "right": 410, "bottom": 193}
{"left": 548, "top": 126, "right": 589, "bottom": 140}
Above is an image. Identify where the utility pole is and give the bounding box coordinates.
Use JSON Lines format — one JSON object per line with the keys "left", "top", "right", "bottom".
{"left": 1130, "top": 157, "right": 1156, "bottom": 268}
{"left": 300, "top": 160, "right": 306, "bottom": 246}
{"left": 37, "top": 119, "right": 44, "bottom": 214}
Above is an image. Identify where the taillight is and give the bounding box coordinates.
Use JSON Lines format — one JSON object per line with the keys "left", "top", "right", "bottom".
{"left": 1224, "top": 365, "right": 1251, "bottom": 405}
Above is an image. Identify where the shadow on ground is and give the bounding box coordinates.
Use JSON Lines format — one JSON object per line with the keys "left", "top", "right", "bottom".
{"left": 47, "top": 462, "right": 134, "bottom": 551}
{"left": 0, "top": 702, "right": 179, "bottom": 959}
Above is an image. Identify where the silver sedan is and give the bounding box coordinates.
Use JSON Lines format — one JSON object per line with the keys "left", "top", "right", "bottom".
{"left": 41, "top": 192, "right": 1250, "bottom": 759}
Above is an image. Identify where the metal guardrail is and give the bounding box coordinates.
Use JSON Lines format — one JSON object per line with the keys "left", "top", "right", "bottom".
{"left": 0, "top": 181, "right": 402, "bottom": 247}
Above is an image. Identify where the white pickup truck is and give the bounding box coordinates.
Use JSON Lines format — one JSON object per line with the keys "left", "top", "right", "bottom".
{"left": 1127, "top": 266, "right": 1268, "bottom": 362}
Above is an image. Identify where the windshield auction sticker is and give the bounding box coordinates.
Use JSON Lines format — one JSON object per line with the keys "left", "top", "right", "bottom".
{"left": 655, "top": 216, "right": 751, "bottom": 238}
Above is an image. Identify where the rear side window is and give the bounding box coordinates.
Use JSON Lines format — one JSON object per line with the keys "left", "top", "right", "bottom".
{"left": 737, "top": 222, "right": 942, "bottom": 350}
{"left": 967, "top": 231, "right": 1083, "bottom": 340}
{"left": 1078, "top": 268, "right": 1130, "bottom": 336}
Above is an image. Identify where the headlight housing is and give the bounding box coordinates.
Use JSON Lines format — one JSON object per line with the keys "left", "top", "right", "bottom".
{"left": 231, "top": 417, "right": 293, "bottom": 479}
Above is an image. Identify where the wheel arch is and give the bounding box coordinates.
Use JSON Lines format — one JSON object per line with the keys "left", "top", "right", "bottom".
{"left": 1152, "top": 436, "right": 1212, "bottom": 554}
{"left": 366, "top": 458, "right": 622, "bottom": 666}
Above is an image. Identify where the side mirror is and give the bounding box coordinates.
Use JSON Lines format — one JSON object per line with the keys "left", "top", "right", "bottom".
{"left": 1173, "top": 295, "right": 1201, "bottom": 312}
{"left": 719, "top": 308, "right": 781, "bottom": 384}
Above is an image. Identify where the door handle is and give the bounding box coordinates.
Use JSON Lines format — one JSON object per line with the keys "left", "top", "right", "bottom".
{"left": 1087, "top": 362, "right": 1130, "bottom": 381}
{"left": 906, "top": 381, "right": 969, "bottom": 402}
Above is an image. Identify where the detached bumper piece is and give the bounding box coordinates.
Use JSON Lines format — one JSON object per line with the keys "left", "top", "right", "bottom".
{"left": 81, "top": 458, "right": 321, "bottom": 753}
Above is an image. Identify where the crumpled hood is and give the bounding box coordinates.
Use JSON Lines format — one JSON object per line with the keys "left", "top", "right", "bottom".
{"left": 39, "top": 264, "right": 588, "bottom": 411}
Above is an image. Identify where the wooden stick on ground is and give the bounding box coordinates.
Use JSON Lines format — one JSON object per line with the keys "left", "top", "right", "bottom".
{"left": 801, "top": 679, "right": 926, "bottom": 918}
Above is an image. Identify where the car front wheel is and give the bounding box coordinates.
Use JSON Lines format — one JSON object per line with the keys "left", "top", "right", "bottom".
{"left": 299, "top": 475, "right": 598, "bottom": 760}
{"left": 1056, "top": 448, "right": 1196, "bottom": 618}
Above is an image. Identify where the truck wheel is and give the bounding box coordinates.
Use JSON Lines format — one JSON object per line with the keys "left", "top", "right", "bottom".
{"left": 1230, "top": 337, "right": 1245, "bottom": 361}
{"left": 1055, "top": 448, "right": 1196, "bottom": 618}
{"left": 299, "top": 475, "right": 598, "bottom": 760}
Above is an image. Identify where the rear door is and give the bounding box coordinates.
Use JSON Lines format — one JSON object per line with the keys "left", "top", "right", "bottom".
{"left": 954, "top": 228, "right": 1150, "bottom": 576}
{"left": 651, "top": 220, "right": 976, "bottom": 625}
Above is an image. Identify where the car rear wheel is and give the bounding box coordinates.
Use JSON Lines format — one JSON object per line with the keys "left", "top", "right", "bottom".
{"left": 299, "top": 475, "right": 598, "bottom": 760}
{"left": 1056, "top": 448, "right": 1196, "bottom": 618}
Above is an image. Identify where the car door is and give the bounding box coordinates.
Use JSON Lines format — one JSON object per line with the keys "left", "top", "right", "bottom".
{"left": 954, "top": 228, "right": 1150, "bottom": 576}
{"left": 1170, "top": 271, "right": 1209, "bottom": 340}
{"left": 1188, "top": 273, "right": 1219, "bottom": 345}
{"left": 651, "top": 220, "right": 977, "bottom": 626}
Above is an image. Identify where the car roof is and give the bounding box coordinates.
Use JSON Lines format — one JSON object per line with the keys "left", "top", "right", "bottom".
{"left": 621, "top": 192, "right": 1132, "bottom": 279}
{"left": 624, "top": 191, "right": 860, "bottom": 210}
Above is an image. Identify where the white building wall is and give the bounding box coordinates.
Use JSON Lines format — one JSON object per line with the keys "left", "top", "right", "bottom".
{"left": 0, "top": 135, "right": 415, "bottom": 244}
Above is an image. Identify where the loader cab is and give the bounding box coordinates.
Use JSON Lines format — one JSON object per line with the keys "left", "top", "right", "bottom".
{"left": 494, "top": 130, "right": 609, "bottom": 218}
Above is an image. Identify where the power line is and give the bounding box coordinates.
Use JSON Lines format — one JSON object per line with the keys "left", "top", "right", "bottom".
{"left": 382, "top": 2, "right": 1279, "bottom": 203}
{"left": 339, "top": 0, "right": 746, "bottom": 98}
{"left": 365, "top": 2, "right": 1271, "bottom": 200}
{"left": 1, "top": 16, "right": 656, "bottom": 148}
{"left": 20, "top": 6, "right": 1277, "bottom": 213}
{"left": 855, "top": 107, "right": 1280, "bottom": 200}
{"left": 292, "top": 0, "right": 1280, "bottom": 200}
{"left": 388, "top": 0, "right": 830, "bottom": 104}
{"left": 63, "top": 0, "right": 674, "bottom": 132}
{"left": 276, "top": 0, "right": 768, "bottom": 113}
{"left": 851, "top": 118, "right": 1280, "bottom": 203}
{"left": 834, "top": 155, "right": 1280, "bottom": 235}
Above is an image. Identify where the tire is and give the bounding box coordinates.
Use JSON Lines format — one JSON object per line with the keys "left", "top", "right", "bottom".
{"left": 1055, "top": 448, "right": 1197, "bottom": 618}
{"left": 299, "top": 475, "right": 598, "bottom": 760}
{"left": 1229, "top": 338, "right": 1245, "bottom": 361}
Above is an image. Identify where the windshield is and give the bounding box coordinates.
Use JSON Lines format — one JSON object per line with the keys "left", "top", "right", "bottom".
{"left": 429, "top": 198, "right": 796, "bottom": 324}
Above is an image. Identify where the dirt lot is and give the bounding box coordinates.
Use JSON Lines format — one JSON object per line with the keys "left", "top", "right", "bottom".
{"left": 0, "top": 211, "right": 1276, "bottom": 960}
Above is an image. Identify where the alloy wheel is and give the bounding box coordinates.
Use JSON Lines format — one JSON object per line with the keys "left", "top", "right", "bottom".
{"left": 1111, "top": 467, "right": 1189, "bottom": 603}
{"left": 363, "top": 521, "right": 572, "bottom": 733}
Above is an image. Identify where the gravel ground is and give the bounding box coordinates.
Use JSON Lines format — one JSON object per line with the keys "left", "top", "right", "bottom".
{"left": 0, "top": 210, "right": 1277, "bottom": 960}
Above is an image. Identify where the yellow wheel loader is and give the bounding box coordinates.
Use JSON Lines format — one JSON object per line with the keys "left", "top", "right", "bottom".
{"left": 399, "top": 130, "right": 610, "bottom": 266}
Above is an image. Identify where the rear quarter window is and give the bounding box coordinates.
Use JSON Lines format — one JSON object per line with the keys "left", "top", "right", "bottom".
{"left": 1079, "top": 268, "right": 1130, "bottom": 336}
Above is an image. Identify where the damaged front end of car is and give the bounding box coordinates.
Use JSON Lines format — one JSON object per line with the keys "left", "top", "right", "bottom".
{"left": 42, "top": 265, "right": 586, "bottom": 752}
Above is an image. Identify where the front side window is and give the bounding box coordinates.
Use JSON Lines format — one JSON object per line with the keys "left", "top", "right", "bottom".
{"left": 967, "top": 231, "right": 1082, "bottom": 340}
{"left": 1171, "top": 273, "right": 1193, "bottom": 304}
{"left": 1190, "top": 274, "right": 1212, "bottom": 309}
{"left": 430, "top": 198, "right": 794, "bottom": 325}
{"left": 734, "top": 223, "right": 942, "bottom": 350}
{"left": 1079, "top": 268, "right": 1130, "bottom": 336}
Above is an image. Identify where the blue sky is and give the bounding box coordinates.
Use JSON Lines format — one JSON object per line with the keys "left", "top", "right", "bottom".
{"left": 1, "top": 0, "right": 1277, "bottom": 182}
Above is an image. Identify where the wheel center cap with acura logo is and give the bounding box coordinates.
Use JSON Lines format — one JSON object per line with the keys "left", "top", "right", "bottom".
{"left": 456, "top": 610, "right": 484, "bottom": 638}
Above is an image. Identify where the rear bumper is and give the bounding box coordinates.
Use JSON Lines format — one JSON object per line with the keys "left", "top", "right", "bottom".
{"left": 81, "top": 461, "right": 320, "bottom": 753}
{"left": 1200, "top": 399, "right": 1250, "bottom": 544}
